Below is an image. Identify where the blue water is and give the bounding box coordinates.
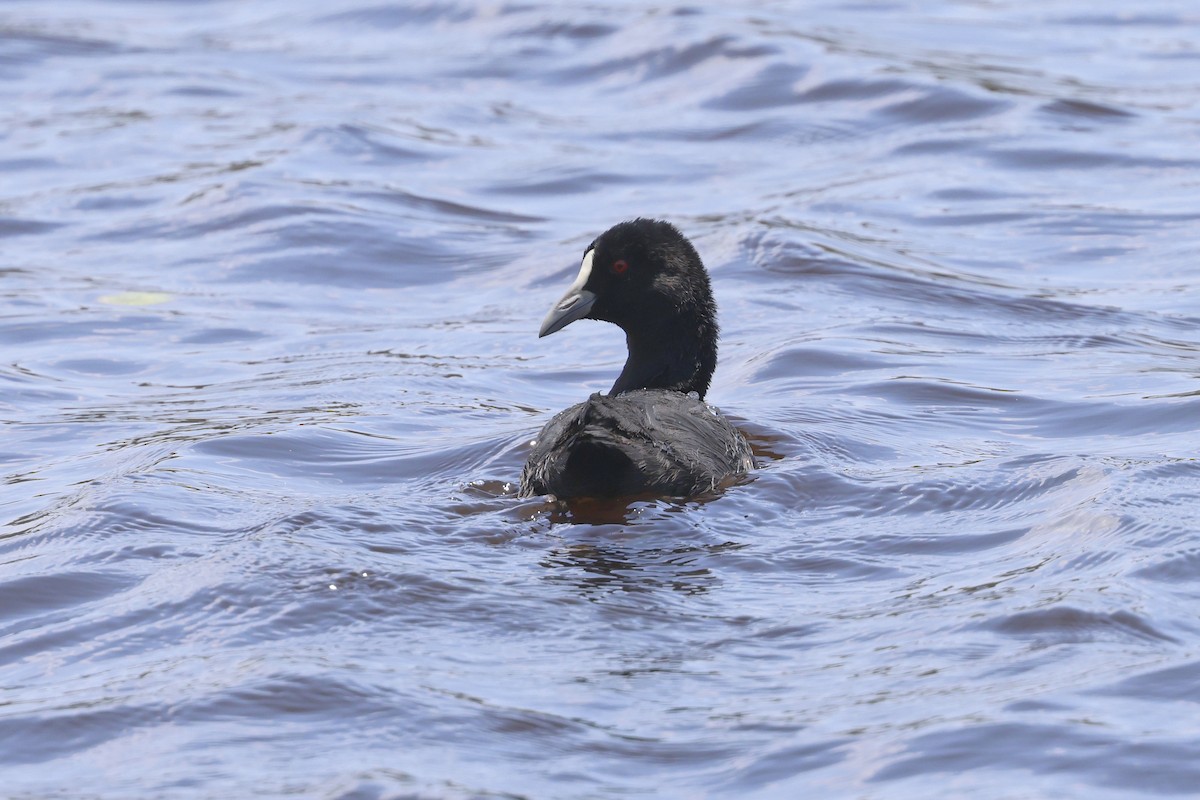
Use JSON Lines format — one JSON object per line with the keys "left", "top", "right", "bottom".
{"left": 3, "top": 2, "right": 1200, "bottom": 797}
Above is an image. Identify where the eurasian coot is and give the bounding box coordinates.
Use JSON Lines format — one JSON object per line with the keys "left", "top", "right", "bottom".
{"left": 520, "top": 218, "right": 754, "bottom": 499}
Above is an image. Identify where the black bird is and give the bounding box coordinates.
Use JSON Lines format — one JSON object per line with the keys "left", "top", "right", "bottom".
{"left": 520, "top": 218, "right": 754, "bottom": 499}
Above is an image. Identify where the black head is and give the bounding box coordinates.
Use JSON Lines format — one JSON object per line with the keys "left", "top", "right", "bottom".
{"left": 538, "top": 218, "right": 719, "bottom": 399}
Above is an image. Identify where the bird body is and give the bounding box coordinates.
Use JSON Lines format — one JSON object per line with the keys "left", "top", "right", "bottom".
{"left": 520, "top": 389, "right": 754, "bottom": 499}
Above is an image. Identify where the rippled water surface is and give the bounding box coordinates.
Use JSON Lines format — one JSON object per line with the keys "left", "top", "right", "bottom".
{"left": 4, "top": 1, "right": 1200, "bottom": 797}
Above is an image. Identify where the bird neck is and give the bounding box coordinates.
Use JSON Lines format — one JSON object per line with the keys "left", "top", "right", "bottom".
{"left": 610, "top": 317, "right": 717, "bottom": 399}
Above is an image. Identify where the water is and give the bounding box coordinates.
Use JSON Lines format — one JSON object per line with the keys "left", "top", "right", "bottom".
{"left": 3, "top": 1, "right": 1200, "bottom": 797}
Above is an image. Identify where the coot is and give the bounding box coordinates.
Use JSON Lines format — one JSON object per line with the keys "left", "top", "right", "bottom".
{"left": 520, "top": 218, "right": 754, "bottom": 499}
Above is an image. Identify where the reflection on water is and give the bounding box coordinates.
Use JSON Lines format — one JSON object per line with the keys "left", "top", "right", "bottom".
{"left": 542, "top": 538, "right": 744, "bottom": 597}
{"left": 3, "top": 0, "right": 1200, "bottom": 797}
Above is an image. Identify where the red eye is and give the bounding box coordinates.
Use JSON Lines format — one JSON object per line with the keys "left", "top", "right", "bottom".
{"left": 612, "top": 259, "right": 629, "bottom": 274}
